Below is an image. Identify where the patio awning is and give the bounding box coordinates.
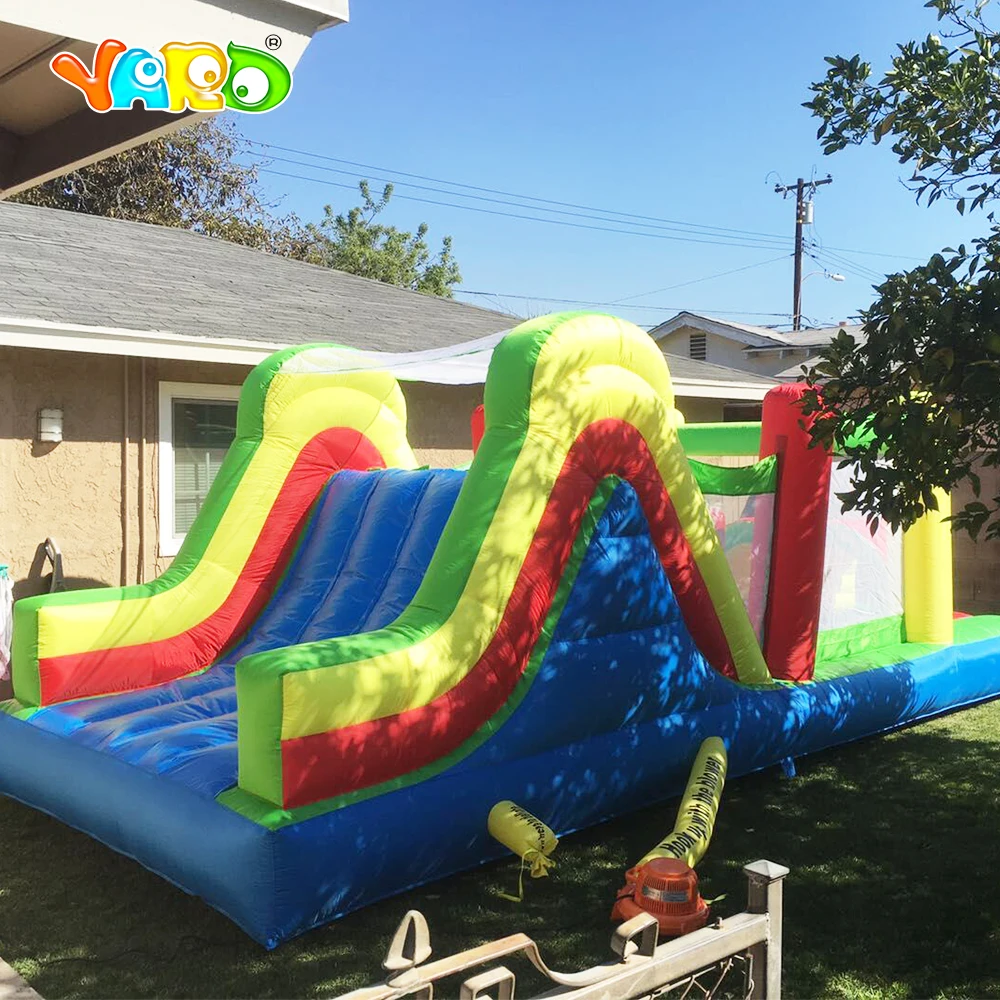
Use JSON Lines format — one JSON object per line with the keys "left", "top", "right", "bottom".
{"left": 0, "top": 0, "right": 347, "bottom": 196}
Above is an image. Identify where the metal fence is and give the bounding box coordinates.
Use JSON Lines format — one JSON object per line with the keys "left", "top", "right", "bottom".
{"left": 339, "top": 860, "right": 789, "bottom": 1000}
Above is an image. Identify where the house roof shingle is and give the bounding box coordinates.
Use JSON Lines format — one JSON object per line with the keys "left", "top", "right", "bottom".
{"left": 0, "top": 202, "right": 777, "bottom": 390}
{"left": 774, "top": 324, "right": 865, "bottom": 350}
{"left": 661, "top": 353, "right": 777, "bottom": 387}
{"left": 0, "top": 201, "right": 516, "bottom": 352}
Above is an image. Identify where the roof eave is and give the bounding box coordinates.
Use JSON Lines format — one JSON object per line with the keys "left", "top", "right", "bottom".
{"left": 0, "top": 316, "right": 776, "bottom": 398}
{"left": 0, "top": 0, "right": 346, "bottom": 196}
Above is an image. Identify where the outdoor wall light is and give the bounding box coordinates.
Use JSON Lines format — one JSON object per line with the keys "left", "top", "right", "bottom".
{"left": 37, "top": 407, "right": 63, "bottom": 443}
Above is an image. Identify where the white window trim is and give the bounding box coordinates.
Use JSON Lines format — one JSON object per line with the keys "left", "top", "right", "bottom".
{"left": 158, "top": 381, "right": 242, "bottom": 559}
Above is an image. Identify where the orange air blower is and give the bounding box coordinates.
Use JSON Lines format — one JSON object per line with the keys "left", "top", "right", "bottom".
{"left": 611, "top": 857, "right": 709, "bottom": 937}
{"left": 611, "top": 738, "right": 727, "bottom": 937}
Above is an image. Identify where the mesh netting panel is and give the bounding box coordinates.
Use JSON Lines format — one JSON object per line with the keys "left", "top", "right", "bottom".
{"left": 704, "top": 491, "right": 774, "bottom": 645}
{"left": 819, "top": 463, "right": 903, "bottom": 631}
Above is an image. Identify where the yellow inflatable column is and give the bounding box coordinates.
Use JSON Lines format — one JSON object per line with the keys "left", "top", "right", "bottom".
{"left": 903, "top": 487, "right": 954, "bottom": 645}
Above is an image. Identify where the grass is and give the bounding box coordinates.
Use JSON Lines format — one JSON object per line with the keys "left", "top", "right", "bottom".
{"left": 4, "top": 700, "right": 1000, "bottom": 998}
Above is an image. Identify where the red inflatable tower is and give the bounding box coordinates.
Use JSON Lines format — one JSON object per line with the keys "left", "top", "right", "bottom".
{"left": 758, "top": 384, "right": 832, "bottom": 681}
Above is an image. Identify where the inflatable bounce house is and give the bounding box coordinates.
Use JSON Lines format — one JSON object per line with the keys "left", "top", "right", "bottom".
{"left": 1, "top": 312, "right": 998, "bottom": 947}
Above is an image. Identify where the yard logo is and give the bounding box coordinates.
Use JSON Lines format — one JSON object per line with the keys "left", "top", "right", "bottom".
{"left": 50, "top": 40, "right": 292, "bottom": 114}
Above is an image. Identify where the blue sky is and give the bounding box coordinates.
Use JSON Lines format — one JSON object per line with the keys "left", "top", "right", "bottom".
{"left": 239, "top": 0, "right": 979, "bottom": 331}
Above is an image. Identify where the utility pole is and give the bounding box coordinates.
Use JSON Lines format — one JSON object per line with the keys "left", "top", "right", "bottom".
{"left": 774, "top": 175, "right": 833, "bottom": 330}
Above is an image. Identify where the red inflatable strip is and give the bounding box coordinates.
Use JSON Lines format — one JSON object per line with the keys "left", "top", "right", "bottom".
{"left": 758, "top": 384, "right": 832, "bottom": 681}
{"left": 281, "top": 418, "right": 733, "bottom": 809}
{"left": 471, "top": 404, "right": 485, "bottom": 453}
{"left": 37, "top": 430, "right": 386, "bottom": 705}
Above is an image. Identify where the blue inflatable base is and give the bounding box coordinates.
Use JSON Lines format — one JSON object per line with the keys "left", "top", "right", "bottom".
{"left": 3, "top": 477, "right": 1000, "bottom": 946}
{"left": 3, "top": 632, "right": 1000, "bottom": 948}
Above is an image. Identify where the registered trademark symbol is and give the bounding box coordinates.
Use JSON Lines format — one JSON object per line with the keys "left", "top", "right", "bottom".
{"left": 265, "top": 34, "right": 282, "bottom": 50}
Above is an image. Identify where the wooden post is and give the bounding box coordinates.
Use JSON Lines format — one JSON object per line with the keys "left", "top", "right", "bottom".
{"left": 744, "top": 860, "right": 790, "bottom": 999}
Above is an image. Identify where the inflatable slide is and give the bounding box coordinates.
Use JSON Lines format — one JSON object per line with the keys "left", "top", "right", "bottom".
{"left": 2, "top": 312, "right": 999, "bottom": 947}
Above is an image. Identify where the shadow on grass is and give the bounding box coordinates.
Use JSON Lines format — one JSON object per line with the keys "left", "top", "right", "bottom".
{"left": 4, "top": 700, "right": 1000, "bottom": 999}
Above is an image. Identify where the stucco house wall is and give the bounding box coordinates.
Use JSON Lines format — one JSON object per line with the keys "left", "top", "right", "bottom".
{"left": 952, "top": 465, "right": 1000, "bottom": 614}
{"left": 0, "top": 346, "right": 128, "bottom": 596}
{"left": 656, "top": 329, "right": 751, "bottom": 370}
{"left": 674, "top": 396, "right": 731, "bottom": 424}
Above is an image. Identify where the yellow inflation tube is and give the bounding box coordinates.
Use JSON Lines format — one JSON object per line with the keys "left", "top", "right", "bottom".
{"left": 637, "top": 737, "right": 728, "bottom": 869}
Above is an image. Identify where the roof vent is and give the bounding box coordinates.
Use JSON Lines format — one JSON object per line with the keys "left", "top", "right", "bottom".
{"left": 689, "top": 332, "right": 707, "bottom": 361}
{"left": 838, "top": 321, "right": 848, "bottom": 327}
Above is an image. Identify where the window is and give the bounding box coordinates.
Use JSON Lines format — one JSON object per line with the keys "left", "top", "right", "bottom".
{"left": 158, "top": 382, "right": 240, "bottom": 557}
{"left": 689, "top": 332, "right": 707, "bottom": 361}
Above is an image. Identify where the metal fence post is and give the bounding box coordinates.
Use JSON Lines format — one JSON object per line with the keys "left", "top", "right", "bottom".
{"left": 744, "top": 860, "right": 790, "bottom": 999}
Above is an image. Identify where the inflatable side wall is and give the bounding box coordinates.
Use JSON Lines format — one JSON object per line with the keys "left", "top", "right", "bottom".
{"left": 10, "top": 349, "right": 417, "bottom": 708}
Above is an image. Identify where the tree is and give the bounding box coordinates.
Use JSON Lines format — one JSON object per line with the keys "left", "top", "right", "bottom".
{"left": 12, "top": 120, "right": 462, "bottom": 297}
{"left": 11, "top": 116, "right": 306, "bottom": 255}
{"left": 802, "top": 0, "right": 1000, "bottom": 540}
{"left": 301, "top": 181, "right": 461, "bottom": 297}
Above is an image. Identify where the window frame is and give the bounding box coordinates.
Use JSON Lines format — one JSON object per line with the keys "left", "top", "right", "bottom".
{"left": 157, "top": 381, "right": 242, "bottom": 558}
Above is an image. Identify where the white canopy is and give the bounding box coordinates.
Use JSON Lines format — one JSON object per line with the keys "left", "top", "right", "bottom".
{"left": 281, "top": 331, "right": 510, "bottom": 385}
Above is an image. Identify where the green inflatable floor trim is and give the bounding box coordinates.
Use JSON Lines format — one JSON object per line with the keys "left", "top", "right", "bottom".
{"left": 815, "top": 616, "right": 906, "bottom": 664}
{"left": 0, "top": 698, "right": 36, "bottom": 720}
{"left": 220, "top": 477, "right": 621, "bottom": 829}
{"left": 812, "top": 615, "right": 1000, "bottom": 683}
{"left": 688, "top": 455, "right": 776, "bottom": 496}
{"left": 677, "top": 422, "right": 762, "bottom": 457}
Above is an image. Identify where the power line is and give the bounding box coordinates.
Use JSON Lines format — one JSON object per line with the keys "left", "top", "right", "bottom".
{"left": 608, "top": 254, "right": 791, "bottom": 304}
{"left": 807, "top": 246, "right": 884, "bottom": 284}
{"left": 255, "top": 153, "right": 795, "bottom": 247}
{"left": 258, "top": 168, "right": 799, "bottom": 251}
{"left": 808, "top": 243, "right": 886, "bottom": 282}
{"left": 455, "top": 289, "right": 794, "bottom": 318}
{"left": 247, "top": 139, "right": 920, "bottom": 261}
{"left": 253, "top": 141, "right": 924, "bottom": 263}
{"left": 816, "top": 243, "right": 919, "bottom": 263}
{"left": 249, "top": 139, "right": 795, "bottom": 245}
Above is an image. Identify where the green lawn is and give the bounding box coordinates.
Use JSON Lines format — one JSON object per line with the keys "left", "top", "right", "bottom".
{"left": 4, "top": 699, "right": 1000, "bottom": 999}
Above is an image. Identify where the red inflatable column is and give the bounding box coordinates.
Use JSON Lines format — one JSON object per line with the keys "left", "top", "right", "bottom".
{"left": 471, "top": 404, "right": 485, "bottom": 453}
{"left": 759, "top": 384, "right": 832, "bottom": 681}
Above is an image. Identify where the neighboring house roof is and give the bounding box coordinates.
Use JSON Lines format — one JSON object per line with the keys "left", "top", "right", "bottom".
{"left": 662, "top": 352, "right": 777, "bottom": 397}
{"left": 0, "top": 201, "right": 516, "bottom": 353}
{"left": 647, "top": 311, "right": 791, "bottom": 348}
{"left": 770, "top": 323, "right": 865, "bottom": 350}
{"left": 648, "top": 310, "right": 865, "bottom": 356}
{"left": 773, "top": 360, "right": 815, "bottom": 380}
{"left": 771, "top": 325, "right": 866, "bottom": 380}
